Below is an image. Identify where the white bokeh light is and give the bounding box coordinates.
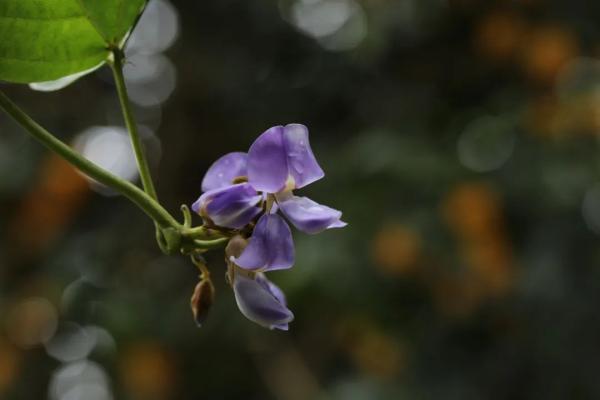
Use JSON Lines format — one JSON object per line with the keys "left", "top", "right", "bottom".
{"left": 127, "top": 0, "right": 179, "bottom": 55}
{"left": 124, "top": 53, "right": 177, "bottom": 107}
{"left": 45, "top": 323, "right": 97, "bottom": 363}
{"left": 292, "top": 0, "right": 353, "bottom": 38}
{"left": 73, "top": 126, "right": 139, "bottom": 193}
{"left": 49, "top": 360, "right": 112, "bottom": 400}
{"left": 284, "top": 0, "right": 367, "bottom": 51}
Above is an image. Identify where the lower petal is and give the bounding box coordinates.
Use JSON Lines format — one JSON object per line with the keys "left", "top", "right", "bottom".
{"left": 233, "top": 272, "right": 294, "bottom": 330}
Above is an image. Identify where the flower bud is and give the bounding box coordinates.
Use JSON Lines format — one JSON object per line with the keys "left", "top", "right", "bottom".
{"left": 190, "top": 278, "right": 215, "bottom": 327}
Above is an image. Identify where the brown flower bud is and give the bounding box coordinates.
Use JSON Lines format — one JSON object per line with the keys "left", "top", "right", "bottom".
{"left": 190, "top": 278, "right": 215, "bottom": 327}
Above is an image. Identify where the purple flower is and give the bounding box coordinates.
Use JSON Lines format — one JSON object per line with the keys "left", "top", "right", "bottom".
{"left": 194, "top": 124, "right": 345, "bottom": 234}
{"left": 246, "top": 124, "right": 346, "bottom": 234}
{"left": 194, "top": 124, "right": 346, "bottom": 330}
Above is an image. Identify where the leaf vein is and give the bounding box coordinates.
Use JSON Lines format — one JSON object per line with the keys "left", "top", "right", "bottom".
{"left": 0, "top": 14, "right": 84, "bottom": 22}
{"left": 0, "top": 54, "right": 104, "bottom": 64}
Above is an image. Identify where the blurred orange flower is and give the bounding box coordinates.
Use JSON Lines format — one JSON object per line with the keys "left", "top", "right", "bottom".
{"left": 0, "top": 338, "right": 22, "bottom": 395}
{"left": 371, "top": 224, "right": 422, "bottom": 277}
{"left": 120, "top": 341, "right": 178, "bottom": 400}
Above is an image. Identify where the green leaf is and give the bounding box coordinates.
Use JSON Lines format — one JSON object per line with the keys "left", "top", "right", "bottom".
{"left": 0, "top": 0, "right": 146, "bottom": 83}
{"left": 78, "top": 0, "right": 147, "bottom": 45}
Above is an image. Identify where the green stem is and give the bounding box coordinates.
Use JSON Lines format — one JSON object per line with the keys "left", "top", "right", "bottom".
{"left": 110, "top": 50, "right": 158, "bottom": 200}
{"left": 194, "top": 238, "right": 229, "bottom": 249}
{"left": 110, "top": 49, "right": 172, "bottom": 251}
{"left": 183, "top": 226, "right": 227, "bottom": 238}
{"left": 0, "top": 90, "right": 179, "bottom": 230}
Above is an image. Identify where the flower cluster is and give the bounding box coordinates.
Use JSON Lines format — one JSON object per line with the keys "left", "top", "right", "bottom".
{"left": 192, "top": 124, "right": 346, "bottom": 330}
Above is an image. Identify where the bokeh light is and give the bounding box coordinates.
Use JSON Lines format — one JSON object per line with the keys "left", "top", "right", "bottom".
{"left": 45, "top": 323, "right": 97, "bottom": 363}
{"left": 73, "top": 126, "right": 140, "bottom": 193}
{"left": 119, "top": 341, "right": 177, "bottom": 400}
{"left": 49, "top": 361, "right": 113, "bottom": 400}
{"left": 282, "top": 0, "right": 367, "bottom": 51}
{"left": 457, "top": 115, "right": 516, "bottom": 172}
{"left": 5, "top": 298, "right": 58, "bottom": 349}
{"left": 0, "top": 338, "right": 22, "bottom": 396}
{"left": 127, "top": 0, "right": 180, "bottom": 56}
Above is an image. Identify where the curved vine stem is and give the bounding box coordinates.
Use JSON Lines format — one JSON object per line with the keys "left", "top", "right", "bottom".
{"left": 0, "top": 67, "right": 230, "bottom": 254}
{"left": 0, "top": 89, "right": 180, "bottom": 230}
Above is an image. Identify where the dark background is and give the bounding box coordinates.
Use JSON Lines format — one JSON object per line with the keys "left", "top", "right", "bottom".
{"left": 2, "top": 0, "right": 600, "bottom": 399}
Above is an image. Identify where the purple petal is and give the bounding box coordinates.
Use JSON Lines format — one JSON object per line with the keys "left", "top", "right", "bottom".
{"left": 256, "top": 273, "right": 287, "bottom": 306}
{"left": 233, "top": 272, "right": 294, "bottom": 330}
{"left": 192, "top": 183, "right": 262, "bottom": 229}
{"left": 257, "top": 274, "right": 291, "bottom": 331}
{"left": 328, "top": 220, "right": 348, "bottom": 229}
{"left": 234, "top": 213, "right": 295, "bottom": 271}
{"left": 248, "top": 126, "right": 288, "bottom": 193}
{"left": 201, "top": 152, "right": 248, "bottom": 192}
{"left": 278, "top": 195, "right": 347, "bottom": 234}
{"left": 282, "top": 124, "right": 324, "bottom": 189}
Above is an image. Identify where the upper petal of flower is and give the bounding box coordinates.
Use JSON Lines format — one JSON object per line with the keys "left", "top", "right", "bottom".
{"left": 201, "top": 152, "right": 248, "bottom": 192}
{"left": 192, "top": 183, "right": 262, "bottom": 229}
{"left": 233, "top": 272, "right": 294, "bottom": 330}
{"left": 278, "top": 195, "right": 347, "bottom": 234}
{"left": 282, "top": 124, "right": 324, "bottom": 189}
{"left": 248, "top": 126, "right": 289, "bottom": 193}
{"left": 248, "top": 124, "right": 325, "bottom": 193}
{"left": 234, "top": 213, "right": 295, "bottom": 271}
